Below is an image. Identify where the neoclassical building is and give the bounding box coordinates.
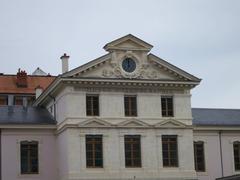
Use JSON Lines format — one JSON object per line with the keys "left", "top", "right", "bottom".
{"left": 0, "top": 34, "right": 240, "bottom": 180}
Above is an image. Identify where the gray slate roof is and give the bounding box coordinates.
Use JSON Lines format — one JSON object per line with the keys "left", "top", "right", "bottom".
{"left": 192, "top": 108, "right": 240, "bottom": 126}
{"left": 0, "top": 106, "right": 56, "bottom": 125}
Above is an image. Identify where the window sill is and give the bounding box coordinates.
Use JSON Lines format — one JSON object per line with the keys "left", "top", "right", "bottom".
{"left": 18, "top": 173, "right": 40, "bottom": 178}
{"left": 196, "top": 171, "right": 208, "bottom": 176}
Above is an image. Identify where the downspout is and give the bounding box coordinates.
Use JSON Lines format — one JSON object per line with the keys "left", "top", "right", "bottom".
{"left": 219, "top": 130, "right": 224, "bottom": 177}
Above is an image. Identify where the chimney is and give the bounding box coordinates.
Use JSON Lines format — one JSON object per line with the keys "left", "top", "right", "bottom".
{"left": 16, "top": 69, "right": 28, "bottom": 87}
{"left": 60, "top": 53, "right": 69, "bottom": 73}
{"left": 35, "top": 85, "right": 43, "bottom": 99}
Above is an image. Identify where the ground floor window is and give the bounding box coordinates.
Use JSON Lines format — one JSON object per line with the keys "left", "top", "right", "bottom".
{"left": 162, "top": 135, "right": 178, "bottom": 167}
{"left": 86, "top": 135, "right": 103, "bottom": 168}
{"left": 194, "top": 141, "right": 205, "bottom": 172}
{"left": 124, "top": 135, "right": 141, "bottom": 167}
{"left": 234, "top": 141, "right": 240, "bottom": 171}
{"left": 20, "top": 141, "right": 39, "bottom": 174}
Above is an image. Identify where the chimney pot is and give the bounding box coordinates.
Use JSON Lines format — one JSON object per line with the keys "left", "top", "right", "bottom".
{"left": 60, "top": 53, "right": 69, "bottom": 73}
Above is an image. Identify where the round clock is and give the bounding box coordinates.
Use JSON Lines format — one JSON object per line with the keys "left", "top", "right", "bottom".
{"left": 122, "top": 58, "right": 136, "bottom": 73}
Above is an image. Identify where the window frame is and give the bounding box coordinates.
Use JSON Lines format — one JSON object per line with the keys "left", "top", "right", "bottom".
{"left": 124, "top": 135, "right": 142, "bottom": 168}
{"left": 85, "top": 135, "right": 103, "bottom": 168}
{"left": 20, "top": 141, "right": 39, "bottom": 175}
{"left": 194, "top": 141, "right": 206, "bottom": 172}
{"left": 86, "top": 94, "right": 99, "bottom": 116}
{"left": 233, "top": 141, "right": 240, "bottom": 171}
{"left": 161, "top": 96, "right": 174, "bottom": 117}
{"left": 162, "top": 135, "right": 178, "bottom": 167}
{"left": 124, "top": 95, "right": 137, "bottom": 117}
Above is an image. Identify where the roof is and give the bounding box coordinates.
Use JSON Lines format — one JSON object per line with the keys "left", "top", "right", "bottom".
{"left": 192, "top": 108, "right": 240, "bottom": 126}
{"left": 0, "top": 74, "right": 55, "bottom": 94}
{"left": 216, "top": 174, "right": 240, "bottom": 180}
{"left": 0, "top": 106, "right": 56, "bottom": 125}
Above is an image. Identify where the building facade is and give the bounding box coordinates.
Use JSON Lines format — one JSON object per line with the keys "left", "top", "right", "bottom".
{"left": 0, "top": 35, "right": 240, "bottom": 180}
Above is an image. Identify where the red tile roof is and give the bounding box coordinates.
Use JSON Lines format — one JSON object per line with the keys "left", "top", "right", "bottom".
{"left": 0, "top": 75, "right": 56, "bottom": 94}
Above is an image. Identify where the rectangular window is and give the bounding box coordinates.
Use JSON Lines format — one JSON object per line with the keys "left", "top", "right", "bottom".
{"left": 20, "top": 141, "right": 39, "bottom": 174}
{"left": 162, "top": 135, "right": 178, "bottom": 167}
{"left": 0, "top": 96, "right": 8, "bottom": 105}
{"left": 161, "top": 96, "right": 174, "bottom": 117}
{"left": 14, "top": 96, "right": 23, "bottom": 106}
{"left": 86, "top": 135, "right": 103, "bottom": 168}
{"left": 124, "top": 96, "right": 137, "bottom": 117}
{"left": 86, "top": 95, "right": 99, "bottom": 116}
{"left": 234, "top": 142, "right": 240, "bottom": 171}
{"left": 124, "top": 135, "right": 141, "bottom": 167}
{"left": 194, "top": 141, "right": 205, "bottom": 172}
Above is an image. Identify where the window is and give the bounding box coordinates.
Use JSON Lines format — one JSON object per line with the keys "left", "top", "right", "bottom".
{"left": 0, "top": 96, "right": 8, "bottom": 105}
{"left": 124, "top": 96, "right": 137, "bottom": 116}
{"left": 86, "top": 135, "right": 103, "bottom": 168}
{"left": 161, "top": 96, "right": 174, "bottom": 117}
{"left": 194, "top": 141, "right": 205, "bottom": 172}
{"left": 20, "top": 141, "right": 39, "bottom": 174}
{"left": 124, "top": 135, "right": 141, "bottom": 167}
{"left": 14, "top": 96, "right": 23, "bottom": 106}
{"left": 233, "top": 141, "right": 240, "bottom": 171}
{"left": 86, "top": 95, "right": 99, "bottom": 116}
{"left": 162, "top": 135, "right": 178, "bottom": 167}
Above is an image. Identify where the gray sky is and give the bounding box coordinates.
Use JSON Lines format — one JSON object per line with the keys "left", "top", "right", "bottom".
{"left": 0, "top": 0, "right": 240, "bottom": 108}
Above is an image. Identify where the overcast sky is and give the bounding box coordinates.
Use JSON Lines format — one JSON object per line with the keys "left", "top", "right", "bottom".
{"left": 0, "top": 0, "right": 240, "bottom": 108}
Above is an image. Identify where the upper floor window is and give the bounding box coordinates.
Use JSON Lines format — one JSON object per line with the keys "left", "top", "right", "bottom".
{"left": 14, "top": 96, "right": 23, "bottom": 106}
{"left": 86, "top": 135, "right": 103, "bottom": 168}
{"left": 20, "top": 141, "right": 39, "bottom": 174}
{"left": 194, "top": 141, "right": 205, "bottom": 172}
{"left": 124, "top": 135, "right": 141, "bottom": 167}
{"left": 162, "top": 135, "right": 178, "bottom": 167}
{"left": 0, "top": 96, "right": 8, "bottom": 105}
{"left": 233, "top": 141, "right": 240, "bottom": 171}
{"left": 124, "top": 95, "right": 137, "bottom": 117}
{"left": 86, "top": 95, "right": 99, "bottom": 116}
{"left": 161, "top": 96, "right": 174, "bottom": 117}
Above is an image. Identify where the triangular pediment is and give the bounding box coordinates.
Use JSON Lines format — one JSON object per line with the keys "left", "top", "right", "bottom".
{"left": 154, "top": 120, "right": 187, "bottom": 129}
{"left": 62, "top": 35, "right": 200, "bottom": 83}
{"left": 117, "top": 119, "right": 150, "bottom": 128}
{"left": 78, "top": 118, "right": 112, "bottom": 127}
{"left": 104, "top": 34, "right": 153, "bottom": 52}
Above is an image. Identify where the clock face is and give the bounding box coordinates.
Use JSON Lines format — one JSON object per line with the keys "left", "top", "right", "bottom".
{"left": 122, "top": 58, "right": 136, "bottom": 73}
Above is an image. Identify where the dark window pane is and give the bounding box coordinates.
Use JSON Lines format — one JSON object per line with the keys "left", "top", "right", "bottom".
{"left": 234, "top": 142, "right": 240, "bottom": 171}
{"left": 0, "top": 96, "right": 8, "bottom": 105}
{"left": 20, "top": 141, "right": 38, "bottom": 174}
{"left": 86, "top": 135, "right": 103, "bottom": 168}
{"left": 194, "top": 142, "right": 205, "bottom": 172}
{"left": 124, "top": 135, "right": 141, "bottom": 167}
{"left": 161, "top": 96, "right": 174, "bottom": 117}
{"left": 124, "top": 96, "right": 137, "bottom": 117}
{"left": 162, "top": 135, "right": 178, "bottom": 167}
{"left": 86, "top": 95, "right": 99, "bottom": 116}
